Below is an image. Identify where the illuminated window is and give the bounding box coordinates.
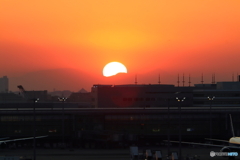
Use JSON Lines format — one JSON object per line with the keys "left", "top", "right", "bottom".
{"left": 152, "top": 128, "right": 160, "bottom": 132}
{"left": 14, "top": 130, "right": 21, "bottom": 133}
{"left": 187, "top": 128, "right": 194, "bottom": 132}
{"left": 49, "top": 129, "right": 57, "bottom": 133}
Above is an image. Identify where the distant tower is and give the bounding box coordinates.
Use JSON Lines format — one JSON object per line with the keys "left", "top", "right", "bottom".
{"left": 177, "top": 74, "right": 180, "bottom": 87}
{"left": 182, "top": 73, "right": 185, "bottom": 87}
{"left": 158, "top": 74, "right": 161, "bottom": 85}
{"left": 135, "top": 75, "right": 138, "bottom": 85}
{"left": 201, "top": 73, "right": 204, "bottom": 85}
{"left": 212, "top": 74, "right": 213, "bottom": 84}
{"left": 188, "top": 74, "right": 191, "bottom": 87}
{"left": 212, "top": 73, "right": 215, "bottom": 84}
{"left": 0, "top": 76, "right": 9, "bottom": 93}
{"left": 213, "top": 73, "right": 215, "bottom": 84}
{"left": 232, "top": 73, "right": 234, "bottom": 82}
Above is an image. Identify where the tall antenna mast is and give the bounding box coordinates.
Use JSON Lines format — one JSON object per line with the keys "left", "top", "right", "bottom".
{"left": 201, "top": 73, "right": 204, "bottom": 85}
{"left": 212, "top": 73, "right": 215, "bottom": 84}
{"left": 177, "top": 74, "right": 180, "bottom": 87}
{"left": 211, "top": 74, "right": 213, "bottom": 84}
{"left": 213, "top": 73, "right": 215, "bottom": 84}
{"left": 135, "top": 75, "right": 138, "bottom": 85}
{"left": 158, "top": 74, "right": 161, "bottom": 85}
{"left": 188, "top": 74, "right": 191, "bottom": 87}
{"left": 182, "top": 73, "right": 185, "bottom": 87}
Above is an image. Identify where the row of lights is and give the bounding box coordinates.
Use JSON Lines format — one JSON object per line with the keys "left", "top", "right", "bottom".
{"left": 170, "top": 95, "right": 214, "bottom": 160}
{"left": 32, "top": 97, "right": 68, "bottom": 160}
{"left": 176, "top": 96, "right": 215, "bottom": 101}
{"left": 33, "top": 97, "right": 68, "bottom": 102}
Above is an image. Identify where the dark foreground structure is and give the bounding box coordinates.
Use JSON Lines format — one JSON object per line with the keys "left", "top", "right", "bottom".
{"left": 1, "top": 80, "right": 240, "bottom": 150}
{"left": 2, "top": 147, "right": 239, "bottom": 160}
{"left": 0, "top": 104, "right": 239, "bottom": 149}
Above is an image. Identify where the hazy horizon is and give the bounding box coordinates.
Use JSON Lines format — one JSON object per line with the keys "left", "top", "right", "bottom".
{"left": 1, "top": 1, "right": 240, "bottom": 92}
{"left": 5, "top": 67, "right": 240, "bottom": 92}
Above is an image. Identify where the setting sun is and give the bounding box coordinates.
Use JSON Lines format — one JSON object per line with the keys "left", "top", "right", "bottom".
{"left": 103, "top": 62, "right": 128, "bottom": 77}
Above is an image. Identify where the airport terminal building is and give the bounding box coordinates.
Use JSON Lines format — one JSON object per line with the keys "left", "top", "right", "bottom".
{"left": 1, "top": 81, "right": 240, "bottom": 148}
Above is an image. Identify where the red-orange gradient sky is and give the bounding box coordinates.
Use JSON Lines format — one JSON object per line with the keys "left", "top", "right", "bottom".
{"left": 1, "top": 0, "right": 240, "bottom": 91}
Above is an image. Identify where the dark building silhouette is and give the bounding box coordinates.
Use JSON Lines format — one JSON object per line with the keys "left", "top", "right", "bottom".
{"left": 68, "top": 92, "right": 93, "bottom": 103}
{"left": 92, "top": 81, "right": 240, "bottom": 108}
{"left": 0, "top": 76, "right": 8, "bottom": 93}
{"left": 91, "top": 84, "right": 193, "bottom": 108}
{"left": 1, "top": 81, "right": 240, "bottom": 149}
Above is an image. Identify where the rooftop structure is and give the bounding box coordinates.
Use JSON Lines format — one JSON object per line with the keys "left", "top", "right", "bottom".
{"left": 92, "top": 84, "right": 193, "bottom": 108}
{"left": 92, "top": 80, "right": 240, "bottom": 108}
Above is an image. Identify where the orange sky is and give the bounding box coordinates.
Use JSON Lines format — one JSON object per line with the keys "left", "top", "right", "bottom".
{"left": 1, "top": 0, "right": 240, "bottom": 91}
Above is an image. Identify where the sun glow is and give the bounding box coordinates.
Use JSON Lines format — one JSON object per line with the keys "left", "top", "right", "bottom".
{"left": 103, "top": 62, "right": 128, "bottom": 77}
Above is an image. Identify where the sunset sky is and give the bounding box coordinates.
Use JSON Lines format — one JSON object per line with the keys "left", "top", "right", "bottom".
{"left": 1, "top": 0, "right": 240, "bottom": 91}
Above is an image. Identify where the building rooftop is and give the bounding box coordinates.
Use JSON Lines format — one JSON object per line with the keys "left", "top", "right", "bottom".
{"left": 93, "top": 84, "right": 175, "bottom": 87}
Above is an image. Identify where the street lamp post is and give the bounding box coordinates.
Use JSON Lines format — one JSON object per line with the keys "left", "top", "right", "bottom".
{"left": 58, "top": 97, "right": 67, "bottom": 149}
{"left": 208, "top": 96, "right": 215, "bottom": 139}
{"left": 32, "top": 98, "right": 39, "bottom": 160}
{"left": 167, "top": 98, "right": 170, "bottom": 155}
{"left": 176, "top": 96, "right": 185, "bottom": 160}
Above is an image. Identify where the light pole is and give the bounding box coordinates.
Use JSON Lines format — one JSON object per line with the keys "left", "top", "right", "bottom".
{"left": 166, "top": 98, "right": 171, "bottom": 155}
{"left": 176, "top": 96, "right": 185, "bottom": 160}
{"left": 58, "top": 97, "right": 67, "bottom": 148}
{"left": 32, "top": 98, "right": 39, "bottom": 160}
{"left": 207, "top": 96, "right": 215, "bottom": 139}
